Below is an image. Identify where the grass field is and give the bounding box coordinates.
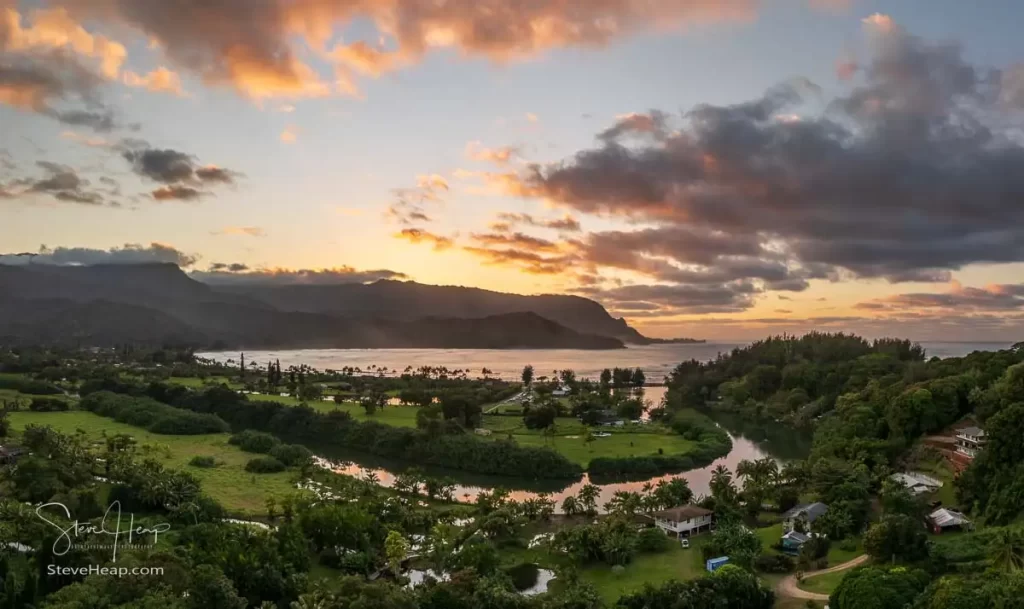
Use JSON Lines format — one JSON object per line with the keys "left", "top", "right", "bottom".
{"left": 7, "top": 410, "right": 300, "bottom": 515}
{"left": 798, "top": 568, "right": 848, "bottom": 595}
{"left": 481, "top": 416, "right": 695, "bottom": 468}
{"left": 572, "top": 537, "right": 709, "bottom": 603}
{"left": 245, "top": 393, "right": 421, "bottom": 427}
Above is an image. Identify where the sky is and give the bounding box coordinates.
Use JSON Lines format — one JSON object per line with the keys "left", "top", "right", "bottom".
{"left": 2, "top": 0, "right": 1024, "bottom": 341}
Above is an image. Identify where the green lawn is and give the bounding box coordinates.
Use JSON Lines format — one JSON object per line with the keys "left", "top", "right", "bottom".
{"left": 756, "top": 522, "right": 784, "bottom": 554}
{"left": 571, "top": 537, "right": 710, "bottom": 603}
{"left": 481, "top": 416, "right": 695, "bottom": 468}
{"left": 245, "top": 393, "right": 421, "bottom": 427}
{"left": 7, "top": 410, "right": 301, "bottom": 516}
{"left": 168, "top": 376, "right": 243, "bottom": 389}
{"left": 798, "top": 568, "right": 848, "bottom": 595}
{"left": 826, "top": 540, "right": 863, "bottom": 566}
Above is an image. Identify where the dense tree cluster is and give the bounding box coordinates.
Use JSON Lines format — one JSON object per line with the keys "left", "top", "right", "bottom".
{"left": 81, "top": 391, "right": 229, "bottom": 434}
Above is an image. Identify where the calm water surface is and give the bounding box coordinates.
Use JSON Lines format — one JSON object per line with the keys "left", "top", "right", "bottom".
{"left": 202, "top": 341, "right": 1012, "bottom": 383}
{"left": 202, "top": 340, "right": 1009, "bottom": 511}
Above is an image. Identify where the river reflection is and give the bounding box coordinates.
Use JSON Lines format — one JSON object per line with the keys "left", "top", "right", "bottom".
{"left": 316, "top": 401, "right": 811, "bottom": 513}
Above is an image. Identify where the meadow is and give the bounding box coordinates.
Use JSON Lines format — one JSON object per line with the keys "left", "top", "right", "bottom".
{"left": 7, "top": 410, "right": 300, "bottom": 515}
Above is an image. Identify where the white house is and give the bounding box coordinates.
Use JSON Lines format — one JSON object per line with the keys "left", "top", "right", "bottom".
{"left": 929, "top": 508, "right": 971, "bottom": 533}
{"left": 890, "top": 472, "right": 943, "bottom": 495}
{"left": 955, "top": 426, "right": 986, "bottom": 459}
{"left": 652, "top": 505, "right": 714, "bottom": 538}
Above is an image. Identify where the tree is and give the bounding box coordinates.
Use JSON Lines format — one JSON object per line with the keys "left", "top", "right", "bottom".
{"left": 632, "top": 368, "right": 646, "bottom": 389}
{"left": 599, "top": 369, "right": 612, "bottom": 395}
{"left": 583, "top": 428, "right": 596, "bottom": 452}
{"left": 384, "top": 530, "right": 409, "bottom": 576}
{"left": 562, "top": 495, "right": 582, "bottom": 516}
{"left": 578, "top": 484, "right": 600, "bottom": 517}
{"left": 830, "top": 566, "right": 931, "bottom": 609}
{"left": 864, "top": 514, "right": 929, "bottom": 563}
{"left": 990, "top": 528, "right": 1024, "bottom": 573}
{"left": 522, "top": 365, "right": 535, "bottom": 386}
{"left": 524, "top": 402, "right": 557, "bottom": 430}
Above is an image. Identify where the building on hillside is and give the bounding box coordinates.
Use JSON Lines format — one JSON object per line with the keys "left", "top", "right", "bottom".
{"left": 929, "top": 508, "right": 971, "bottom": 534}
{"left": 652, "top": 505, "right": 715, "bottom": 538}
{"left": 955, "top": 426, "right": 986, "bottom": 459}
{"left": 782, "top": 502, "right": 829, "bottom": 533}
{"left": 890, "top": 472, "right": 943, "bottom": 495}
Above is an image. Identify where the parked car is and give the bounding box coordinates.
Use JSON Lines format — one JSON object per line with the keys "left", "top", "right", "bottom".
{"left": 680, "top": 538, "right": 690, "bottom": 549}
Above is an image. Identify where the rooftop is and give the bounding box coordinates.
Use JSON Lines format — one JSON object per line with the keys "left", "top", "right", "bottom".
{"left": 958, "top": 426, "right": 985, "bottom": 438}
{"left": 891, "top": 472, "right": 943, "bottom": 489}
{"left": 782, "top": 502, "right": 829, "bottom": 523}
{"left": 930, "top": 508, "right": 970, "bottom": 528}
{"left": 652, "top": 505, "right": 713, "bottom": 521}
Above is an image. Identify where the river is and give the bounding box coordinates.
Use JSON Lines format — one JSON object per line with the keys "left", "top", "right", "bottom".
{"left": 202, "top": 340, "right": 1009, "bottom": 511}
{"left": 201, "top": 341, "right": 1014, "bottom": 384}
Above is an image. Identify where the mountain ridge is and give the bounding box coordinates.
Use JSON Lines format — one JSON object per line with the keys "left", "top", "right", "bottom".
{"left": 0, "top": 263, "right": 676, "bottom": 349}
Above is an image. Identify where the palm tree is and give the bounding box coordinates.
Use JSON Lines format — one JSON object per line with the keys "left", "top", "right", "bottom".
{"left": 990, "top": 528, "right": 1024, "bottom": 573}
{"left": 578, "top": 484, "right": 600, "bottom": 516}
{"left": 363, "top": 471, "right": 380, "bottom": 485}
{"left": 561, "top": 495, "right": 581, "bottom": 516}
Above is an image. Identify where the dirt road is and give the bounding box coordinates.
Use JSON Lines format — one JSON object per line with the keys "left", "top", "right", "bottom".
{"left": 775, "top": 554, "right": 869, "bottom": 601}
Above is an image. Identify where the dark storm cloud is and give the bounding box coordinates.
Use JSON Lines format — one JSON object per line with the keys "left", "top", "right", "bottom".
{"left": 209, "top": 262, "right": 250, "bottom": 272}
{"left": 190, "top": 266, "right": 409, "bottom": 286}
{"left": 0, "top": 243, "right": 198, "bottom": 267}
{"left": 123, "top": 149, "right": 195, "bottom": 183}
{"left": 507, "top": 19, "right": 1024, "bottom": 285}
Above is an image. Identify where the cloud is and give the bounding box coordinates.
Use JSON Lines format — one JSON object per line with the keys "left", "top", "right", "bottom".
{"left": 393, "top": 228, "right": 454, "bottom": 251}
{"left": 857, "top": 281, "right": 1024, "bottom": 313}
{"left": 465, "top": 141, "right": 519, "bottom": 166}
{"left": 151, "top": 184, "right": 202, "bottom": 201}
{"left": 526, "top": 113, "right": 540, "bottom": 123}
{"left": 213, "top": 226, "right": 266, "bottom": 237}
{"left": 496, "top": 18, "right": 1024, "bottom": 294}
{"left": 386, "top": 174, "right": 449, "bottom": 224}
{"left": 493, "top": 212, "right": 581, "bottom": 232}
{"left": 0, "top": 8, "right": 133, "bottom": 131}
{"left": 122, "top": 146, "right": 239, "bottom": 200}
{"left": 0, "top": 242, "right": 197, "bottom": 267}
{"left": 190, "top": 266, "right": 408, "bottom": 286}
{"left": 58, "top": 0, "right": 758, "bottom": 99}
{"left": 122, "top": 67, "right": 185, "bottom": 96}
{"left": 280, "top": 125, "right": 298, "bottom": 143}
{"left": 209, "top": 262, "right": 250, "bottom": 272}
{"left": 1, "top": 7, "right": 127, "bottom": 79}
{"left": 5, "top": 160, "right": 109, "bottom": 206}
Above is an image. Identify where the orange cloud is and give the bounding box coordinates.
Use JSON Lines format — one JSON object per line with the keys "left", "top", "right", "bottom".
{"left": 214, "top": 226, "right": 266, "bottom": 237}
{"left": 465, "top": 141, "right": 519, "bottom": 165}
{"left": 394, "top": 228, "right": 454, "bottom": 251}
{"left": 123, "top": 67, "right": 185, "bottom": 96}
{"left": 2, "top": 7, "right": 126, "bottom": 79}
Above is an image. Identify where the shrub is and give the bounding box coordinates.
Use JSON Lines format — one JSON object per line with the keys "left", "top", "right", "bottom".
{"left": 755, "top": 553, "right": 795, "bottom": 573}
{"left": 229, "top": 430, "right": 280, "bottom": 454}
{"left": 637, "top": 527, "right": 671, "bottom": 553}
{"left": 189, "top": 455, "right": 217, "bottom": 468}
{"left": 506, "top": 563, "right": 540, "bottom": 591}
{"left": 0, "top": 376, "right": 62, "bottom": 395}
{"left": 269, "top": 443, "right": 313, "bottom": 467}
{"left": 245, "top": 456, "right": 286, "bottom": 473}
{"left": 29, "top": 397, "right": 69, "bottom": 412}
{"left": 81, "top": 391, "right": 228, "bottom": 435}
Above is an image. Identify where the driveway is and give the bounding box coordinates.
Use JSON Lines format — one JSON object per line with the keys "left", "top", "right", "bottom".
{"left": 775, "top": 554, "right": 869, "bottom": 601}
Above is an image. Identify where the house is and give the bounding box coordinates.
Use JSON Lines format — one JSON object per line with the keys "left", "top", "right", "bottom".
{"left": 782, "top": 503, "right": 829, "bottom": 533}
{"left": 0, "top": 444, "right": 26, "bottom": 465}
{"left": 652, "top": 505, "right": 714, "bottom": 538}
{"left": 552, "top": 386, "right": 569, "bottom": 397}
{"left": 929, "top": 508, "right": 971, "bottom": 534}
{"left": 890, "top": 472, "right": 943, "bottom": 496}
{"left": 955, "top": 426, "right": 986, "bottom": 459}
{"left": 780, "top": 530, "right": 811, "bottom": 553}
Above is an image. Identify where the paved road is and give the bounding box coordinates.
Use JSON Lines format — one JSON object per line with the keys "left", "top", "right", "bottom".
{"left": 776, "top": 554, "right": 869, "bottom": 601}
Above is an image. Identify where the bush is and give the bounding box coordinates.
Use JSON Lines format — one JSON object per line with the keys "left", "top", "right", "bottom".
{"left": 81, "top": 391, "right": 228, "bottom": 435}
{"left": 754, "top": 553, "right": 795, "bottom": 573}
{"left": 0, "top": 375, "right": 62, "bottom": 395}
{"left": 229, "top": 430, "right": 280, "bottom": 454}
{"left": 189, "top": 455, "right": 217, "bottom": 468}
{"left": 637, "top": 527, "right": 671, "bottom": 553}
{"left": 269, "top": 443, "right": 313, "bottom": 467}
{"left": 506, "top": 563, "right": 540, "bottom": 591}
{"left": 245, "top": 456, "right": 286, "bottom": 473}
{"left": 29, "top": 397, "right": 69, "bottom": 412}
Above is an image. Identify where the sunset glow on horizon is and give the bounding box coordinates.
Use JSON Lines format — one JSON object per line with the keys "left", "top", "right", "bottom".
{"left": 4, "top": 0, "right": 1024, "bottom": 341}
